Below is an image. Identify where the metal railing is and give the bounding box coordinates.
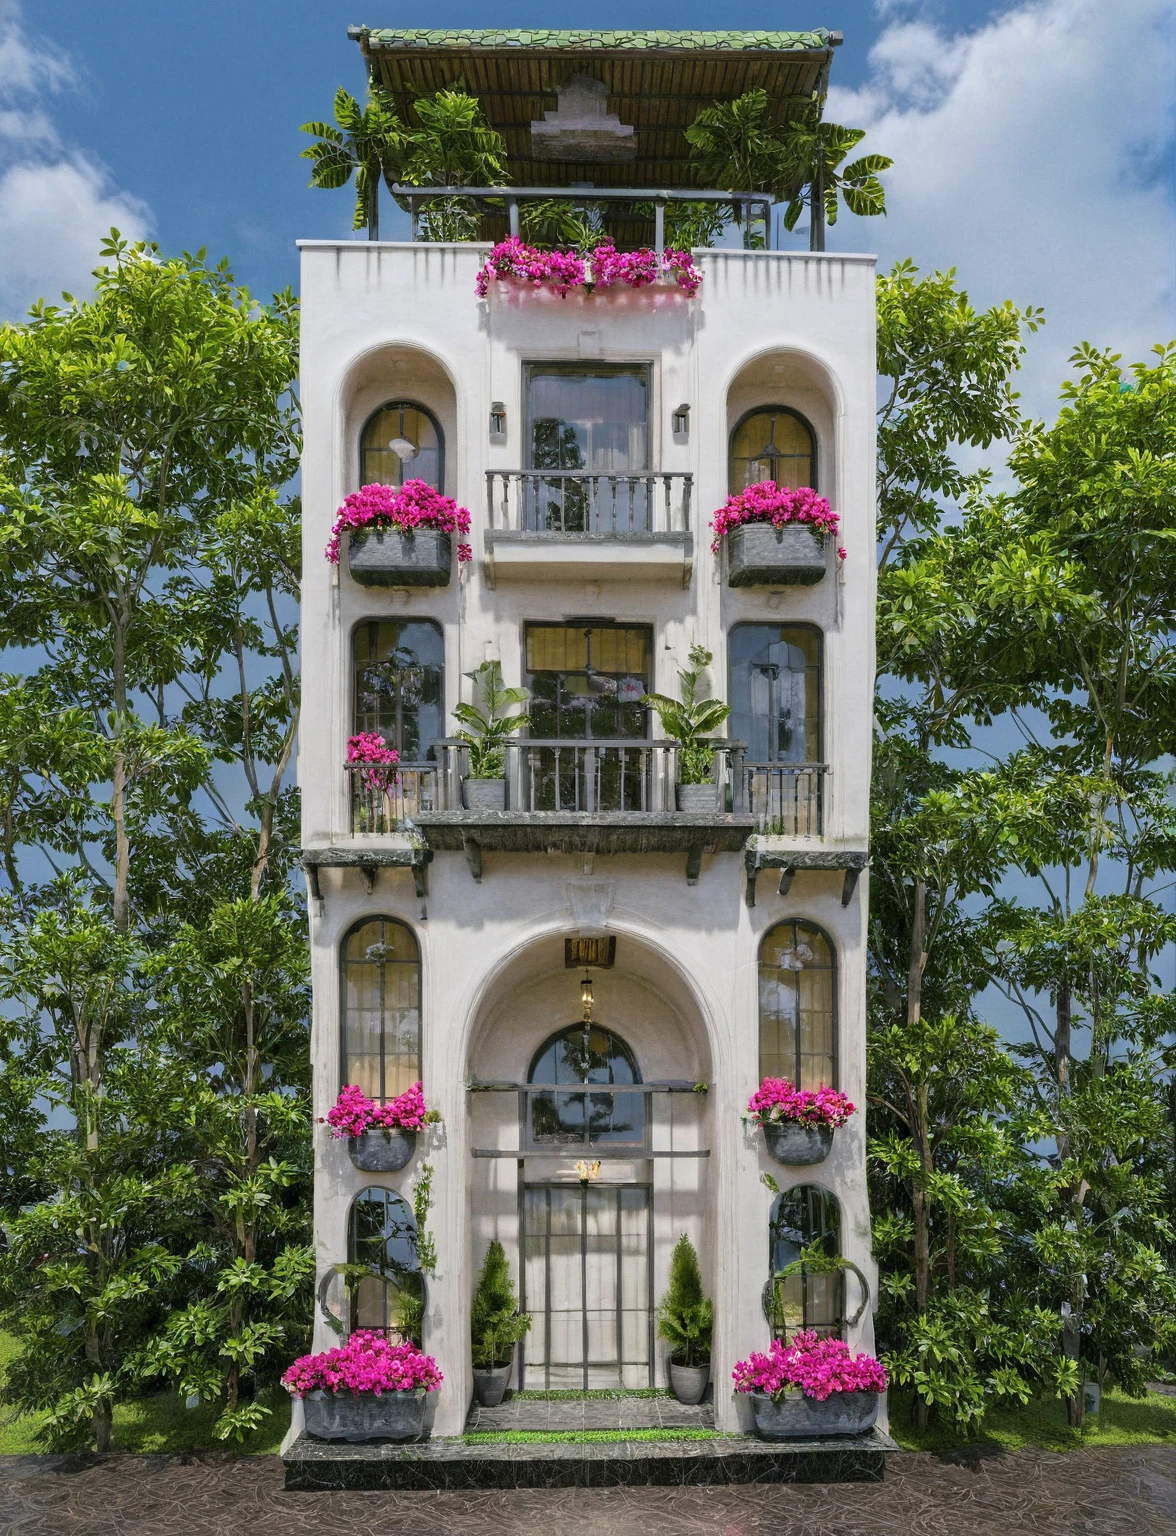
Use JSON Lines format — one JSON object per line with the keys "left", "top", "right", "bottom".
{"left": 486, "top": 470, "right": 692, "bottom": 537}
{"left": 507, "top": 738, "right": 745, "bottom": 814}
{"left": 744, "top": 762, "right": 828, "bottom": 836}
{"left": 347, "top": 762, "right": 440, "bottom": 834}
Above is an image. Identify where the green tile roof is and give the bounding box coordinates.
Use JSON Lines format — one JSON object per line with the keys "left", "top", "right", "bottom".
{"left": 354, "top": 29, "right": 837, "bottom": 53}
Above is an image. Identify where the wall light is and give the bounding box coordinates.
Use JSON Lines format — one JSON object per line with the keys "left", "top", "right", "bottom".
{"left": 671, "top": 402, "right": 690, "bottom": 437}
{"left": 489, "top": 401, "right": 507, "bottom": 438}
{"left": 580, "top": 971, "right": 594, "bottom": 1022}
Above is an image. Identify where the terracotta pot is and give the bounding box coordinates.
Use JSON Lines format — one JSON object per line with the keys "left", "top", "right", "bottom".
{"left": 347, "top": 527, "right": 452, "bottom": 588}
{"left": 303, "top": 1387, "right": 428, "bottom": 1442}
{"left": 748, "top": 1388, "right": 879, "bottom": 1439}
{"left": 762, "top": 1120, "right": 834, "bottom": 1166}
{"left": 726, "top": 523, "right": 827, "bottom": 587}
{"left": 669, "top": 1361, "right": 710, "bottom": 1405}
{"left": 347, "top": 1127, "right": 417, "bottom": 1173}
{"left": 472, "top": 1361, "right": 513, "bottom": 1407}
{"left": 462, "top": 778, "right": 507, "bottom": 811}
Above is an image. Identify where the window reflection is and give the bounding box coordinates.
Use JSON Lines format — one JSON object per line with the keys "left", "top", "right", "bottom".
{"left": 759, "top": 921, "right": 835, "bottom": 1089}
{"left": 729, "top": 407, "right": 815, "bottom": 493}
{"left": 361, "top": 401, "right": 443, "bottom": 490}
{"left": 729, "top": 625, "right": 820, "bottom": 765}
{"left": 767, "top": 1186, "right": 842, "bottom": 1339}
{"left": 348, "top": 1186, "right": 425, "bottom": 1341}
{"left": 527, "top": 1024, "right": 645, "bottom": 1148}
{"left": 342, "top": 918, "right": 420, "bottom": 1102}
{"left": 353, "top": 620, "right": 444, "bottom": 761}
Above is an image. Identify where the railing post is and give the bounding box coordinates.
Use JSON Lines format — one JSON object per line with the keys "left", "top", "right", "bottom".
{"left": 731, "top": 744, "right": 747, "bottom": 814}
{"left": 509, "top": 197, "right": 520, "bottom": 238}
{"left": 682, "top": 474, "right": 693, "bottom": 535}
{"left": 485, "top": 471, "right": 495, "bottom": 531}
{"left": 583, "top": 745, "right": 595, "bottom": 813}
{"left": 410, "top": 197, "right": 418, "bottom": 242}
{"left": 654, "top": 198, "right": 666, "bottom": 259}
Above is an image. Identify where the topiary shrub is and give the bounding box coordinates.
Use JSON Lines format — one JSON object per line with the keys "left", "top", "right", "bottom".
{"left": 471, "top": 1240, "right": 531, "bottom": 1370}
{"left": 657, "top": 1232, "right": 713, "bottom": 1368}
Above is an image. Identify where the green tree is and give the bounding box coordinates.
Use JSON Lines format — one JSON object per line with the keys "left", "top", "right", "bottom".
{"left": 300, "top": 85, "right": 406, "bottom": 238}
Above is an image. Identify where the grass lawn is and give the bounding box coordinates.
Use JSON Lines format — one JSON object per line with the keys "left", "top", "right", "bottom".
{"left": 0, "top": 1331, "right": 289, "bottom": 1456}
{"left": 887, "top": 1385, "right": 1176, "bottom": 1453}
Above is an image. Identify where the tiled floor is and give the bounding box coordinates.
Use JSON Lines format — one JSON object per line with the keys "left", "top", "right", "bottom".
{"left": 464, "top": 1390, "right": 715, "bottom": 1432}
{"left": 4, "top": 1445, "right": 1176, "bottom": 1535}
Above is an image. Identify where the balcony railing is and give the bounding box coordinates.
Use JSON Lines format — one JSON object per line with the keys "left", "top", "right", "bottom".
{"left": 743, "top": 762, "right": 828, "bottom": 836}
{"left": 486, "top": 471, "right": 692, "bottom": 537}
{"left": 347, "top": 748, "right": 828, "bottom": 833}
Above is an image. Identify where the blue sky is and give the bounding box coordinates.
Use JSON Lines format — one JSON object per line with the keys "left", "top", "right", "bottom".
{"left": 3, "top": 0, "right": 1173, "bottom": 417}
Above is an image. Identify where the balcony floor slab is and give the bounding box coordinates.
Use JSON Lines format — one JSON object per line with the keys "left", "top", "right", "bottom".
{"left": 413, "top": 810, "right": 756, "bottom": 855}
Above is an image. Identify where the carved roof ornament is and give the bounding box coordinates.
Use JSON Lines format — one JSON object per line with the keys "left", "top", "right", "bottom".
{"left": 531, "top": 74, "right": 636, "bottom": 163}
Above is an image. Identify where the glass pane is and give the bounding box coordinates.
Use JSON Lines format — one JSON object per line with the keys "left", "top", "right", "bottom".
{"left": 730, "top": 408, "right": 815, "bottom": 492}
{"left": 525, "top": 626, "right": 651, "bottom": 744}
{"left": 729, "top": 625, "right": 821, "bottom": 764}
{"left": 362, "top": 402, "right": 442, "bottom": 490}
{"left": 353, "top": 621, "right": 444, "bottom": 760}
{"left": 758, "top": 922, "right": 835, "bottom": 1086}
{"left": 527, "top": 1025, "right": 644, "bottom": 1147}
{"left": 343, "top": 919, "right": 420, "bottom": 1101}
{"left": 527, "top": 367, "right": 649, "bottom": 473}
{"left": 769, "top": 1186, "right": 842, "bottom": 1337}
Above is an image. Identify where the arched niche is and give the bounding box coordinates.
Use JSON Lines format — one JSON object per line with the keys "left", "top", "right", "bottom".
{"left": 725, "top": 351, "right": 840, "bottom": 505}
{"left": 342, "top": 345, "right": 458, "bottom": 500}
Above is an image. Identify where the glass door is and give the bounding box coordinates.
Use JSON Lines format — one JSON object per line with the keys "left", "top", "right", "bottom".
{"left": 524, "top": 364, "right": 650, "bottom": 533}
{"left": 522, "top": 1183, "right": 652, "bottom": 1390}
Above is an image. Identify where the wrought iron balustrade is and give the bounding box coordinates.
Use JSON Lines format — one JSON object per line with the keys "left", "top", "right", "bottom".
{"left": 744, "top": 761, "right": 828, "bottom": 836}
{"left": 486, "top": 471, "right": 692, "bottom": 538}
{"left": 506, "top": 738, "right": 745, "bottom": 815}
{"left": 346, "top": 761, "right": 441, "bottom": 833}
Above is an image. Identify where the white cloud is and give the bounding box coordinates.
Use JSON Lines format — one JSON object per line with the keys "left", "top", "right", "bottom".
{"left": 827, "top": 0, "right": 1176, "bottom": 421}
{"left": 0, "top": 0, "right": 150, "bottom": 319}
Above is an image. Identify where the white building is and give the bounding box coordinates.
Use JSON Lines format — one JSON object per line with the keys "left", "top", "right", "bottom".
{"left": 298, "top": 28, "right": 876, "bottom": 1439}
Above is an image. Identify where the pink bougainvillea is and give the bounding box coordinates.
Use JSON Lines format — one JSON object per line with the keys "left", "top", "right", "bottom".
{"left": 475, "top": 238, "right": 703, "bottom": 299}
{"left": 709, "top": 481, "right": 841, "bottom": 554}
{"left": 283, "top": 1331, "right": 443, "bottom": 1398}
{"left": 746, "top": 1078, "right": 856, "bottom": 1130}
{"left": 346, "top": 732, "right": 400, "bottom": 791}
{"left": 325, "top": 479, "right": 472, "bottom": 565}
{"left": 323, "top": 1081, "right": 432, "bottom": 1138}
{"left": 732, "top": 1331, "right": 886, "bottom": 1402}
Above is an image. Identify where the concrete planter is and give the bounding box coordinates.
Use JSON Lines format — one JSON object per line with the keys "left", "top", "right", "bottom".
{"left": 762, "top": 1120, "right": 834, "bottom": 1166}
{"left": 463, "top": 778, "right": 507, "bottom": 811}
{"left": 669, "top": 1361, "right": 710, "bottom": 1405}
{"left": 348, "top": 526, "right": 452, "bottom": 588}
{"left": 748, "top": 1389, "right": 879, "bottom": 1440}
{"left": 347, "top": 1127, "right": 417, "bottom": 1173}
{"left": 725, "top": 523, "right": 827, "bottom": 587}
{"left": 304, "top": 1388, "right": 427, "bottom": 1442}
{"left": 676, "top": 782, "right": 718, "bottom": 813}
{"left": 472, "top": 1361, "right": 513, "bottom": 1407}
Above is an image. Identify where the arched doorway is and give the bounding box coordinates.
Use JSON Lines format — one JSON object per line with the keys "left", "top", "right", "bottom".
{"left": 521, "top": 1022, "right": 652, "bottom": 1389}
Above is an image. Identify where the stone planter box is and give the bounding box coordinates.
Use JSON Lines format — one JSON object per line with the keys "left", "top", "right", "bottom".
{"left": 676, "top": 782, "right": 718, "bottom": 813}
{"left": 725, "top": 523, "right": 827, "bottom": 587}
{"left": 304, "top": 1388, "right": 427, "bottom": 1443}
{"left": 348, "top": 527, "right": 452, "bottom": 588}
{"left": 762, "top": 1120, "right": 834, "bottom": 1166}
{"left": 669, "top": 1361, "right": 710, "bottom": 1405}
{"left": 347, "top": 1128, "right": 417, "bottom": 1173}
{"left": 472, "top": 1361, "right": 513, "bottom": 1407}
{"left": 748, "top": 1389, "right": 879, "bottom": 1440}
{"left": 463, "top": 778, "right": 507, "bottom": 811}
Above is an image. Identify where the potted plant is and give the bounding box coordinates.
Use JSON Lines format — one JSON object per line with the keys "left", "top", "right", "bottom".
{"left": 710, "top": 482, "right": 842, "bottom": 587}
{"left": 641, "top": 644, "right": 731, "bottom": 812}
{"left": 732, "top": 1329, "right": 886, "bottom": 1439}
{"left": 326, "top": 479, "right": 473, "bottom": 588}
{"left": 453, "top": 660, "right": 530, "bottom": 811}
{"left": 323, "top": 1081, "right": 435, "bottom": 1172}
{"left": 283, "top": 1330, "right": 443, "bottom": 1442}
{"left": 746, "top": 1079, "right": 855, "bottom": 1166}
{"left": 657, "top": 1233, "right": 713, "bottom": 1404}
{"left": 470, "top": 1239, "right": 531, "bottom": 1407}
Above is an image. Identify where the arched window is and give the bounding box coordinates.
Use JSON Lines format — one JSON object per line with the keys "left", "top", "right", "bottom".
{"left": 729, "top": 406, "right": 816, "bottom": 494}
{"left": 759, "top": 921, "right": 836, "bottom": 1089}
{"left": 729, "top": 624, "right": 821, "bottom": 765}
{"left": 341, "top": 918, "right": 420, "bottom": 1101}
{"left": 353, "top": 620, "right": 444, "bottom": 761}
{"left": 526, "top": 1023, "right": 644, "bottom": 1148}
{"left": 348, "top": 1186, "right": 426, "bottom": 1340}
{"left": 360, "top": 400, "right": 444, "bottom": 490}
{"left": 765, "top": 1185, "right": 842, "bottom": 1339}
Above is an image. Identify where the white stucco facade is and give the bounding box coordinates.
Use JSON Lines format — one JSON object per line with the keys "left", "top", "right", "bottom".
{"left": 298, "top": 238, "right": 878, "bottom": 1436}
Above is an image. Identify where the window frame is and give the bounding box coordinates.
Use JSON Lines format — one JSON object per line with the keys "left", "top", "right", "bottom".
{"left": 350, "top": 616, "right": 445, "bottom": 763}
{"left": 523, "top": 361, "right": 653, "bottom": 473}
{"left": 339, "top": 915, "right": 422, "bottom": 1103}
{"left": 757, "top": 918, "right": 838, "bottom": 1089}
{"left": 522, "top": 621, "right": 654, "bottom": 744}
{"left": 347, "top": 1185, "right": 426, "bottom": 1340}
{"left": 523, "top": 1021, "right": 646, "bottom": 1151}
{"left": 728, "top": 404, "right": 818, "bottom": 495}
{"left": 766, "top": 1184, "right": 844, "bottom": 1340}
{"left": 728, "top": 622, "right": 823, "bottom": 767}
{"left": 359, "top": 398, "right": 445, "bottom": 493}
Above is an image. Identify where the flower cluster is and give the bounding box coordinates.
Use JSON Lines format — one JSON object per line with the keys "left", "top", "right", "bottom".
{"left": 283, "top": 1331, "right": 443, "bottom": 1398}
{"left": 709, "top": 482, "right": 840, "bottom": 554}
{"left": 324, "top": 1081, "right": 431, "bottom": 1138}
{"left": 732, "top": 1331, "right": 886, "bottom": 1402}
{"left": 746, "top": 1078, "right": 856, "bottom": 1130}
{"left": 475, "top": 238, "right": 703, "bottom": 299}
{"left": 346, "top": 732, "right": 400, "bottom": 791}
{"left": 325, "top": 479, "right": 473, "bottom": 565}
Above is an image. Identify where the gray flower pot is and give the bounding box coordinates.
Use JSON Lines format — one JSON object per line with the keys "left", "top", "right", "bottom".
{"left": 348, "top": 526, "right": 453, "bottom": 588}
{"left": 472, "top": 1361, "right": 513, "bottom": 1407}
{"left": 347, "top": 1127, "right": 417, "bottom": 1173}
{"left": 726, "top": 523, "right": 827, "bottom": 587}
{"left": 669, "top": 1361, "right": 710, "bottom": 1405}
{"left": 463, "top": 778, "right": 507, "bottom": 811}
{"left": 762, "top": 1120, "right": 834, "bottom": 1166}
{"left": 304, "top": 1387, "right": 427, "bottom": 1442}
{"left": 676, "top": 782, "right": 718, "bottom": 813}
{"left": 748, "top": 1388, "right": 879, "bottom": 1439}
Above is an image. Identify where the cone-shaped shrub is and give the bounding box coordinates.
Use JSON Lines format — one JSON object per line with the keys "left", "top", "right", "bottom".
{"left": 471, "top": 1240, "right": 531, "bottom": 1370}
{"left": 657, "top": 1233, "right": 713, "bottom": 1368}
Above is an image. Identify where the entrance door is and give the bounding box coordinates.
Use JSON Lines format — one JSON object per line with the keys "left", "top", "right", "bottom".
{"left": 522, "top": 1182, "right": 652, "bottom": 1390}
